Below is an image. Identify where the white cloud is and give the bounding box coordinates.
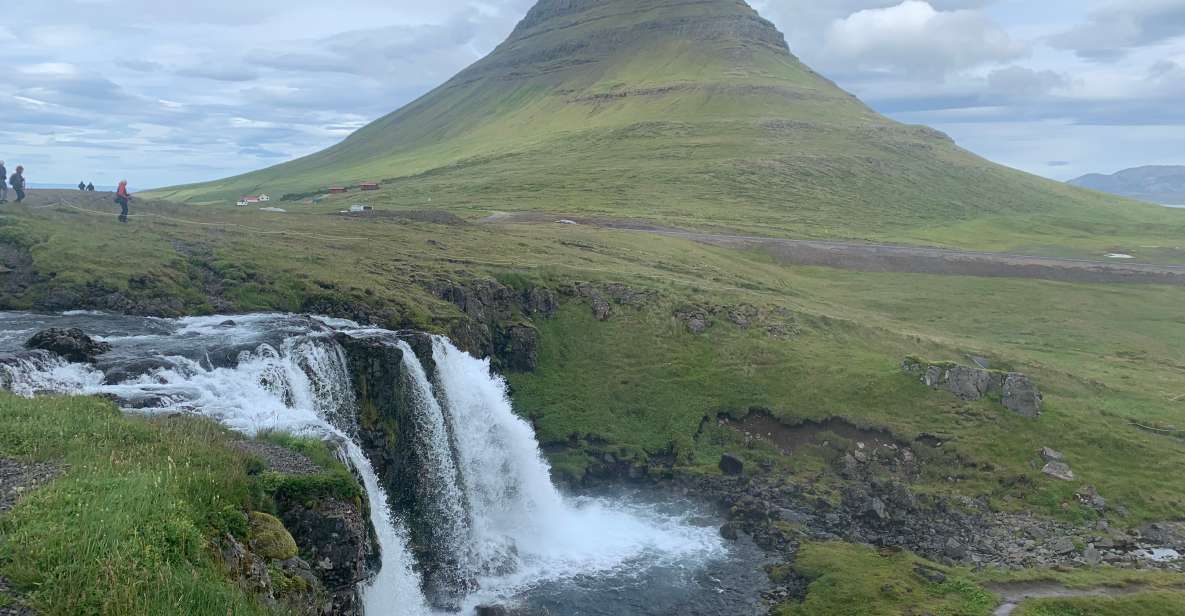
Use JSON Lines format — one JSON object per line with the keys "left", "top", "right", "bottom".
{"left": 1051, "top": 0, "right": 1185, "bottom": 61}
{"left": 823, "top": 1, "right": 1025, "bottom": 75}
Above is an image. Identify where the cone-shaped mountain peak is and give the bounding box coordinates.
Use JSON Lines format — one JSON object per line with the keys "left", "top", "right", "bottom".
{"left": 160, "top": 0, "right": 1109, "bottom": 240}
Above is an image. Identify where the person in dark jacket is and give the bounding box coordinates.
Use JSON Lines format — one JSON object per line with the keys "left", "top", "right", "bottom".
{"left": 0, "top": 161, "right": 7, "bottom": 204}
{"left": 78, "top": 181, "right": 86, "bottom": 191}
{"left": 9, "top": 166, "right": 25, "bottom": 203}
{"left": 115, "top": 179, "right": 131, "bottom": 223}
{"left": 86, "top": 182, "right": 95, "bottom": 192}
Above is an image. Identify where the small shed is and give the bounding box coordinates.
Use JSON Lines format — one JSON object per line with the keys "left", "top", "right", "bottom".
{"left": 360, "top": 182, "right": 380, "bottom": 191}
{"left": 349, "top": 204, "right": 373, "bottom": 213}
{"left": 258, "top": 194, "right": 271, "bottom": 202}
{"left": 328, "top": 186, "right": 348, "bottom": 194}
{"left": 236, "top": 198, "right": 249, "bottom": 207}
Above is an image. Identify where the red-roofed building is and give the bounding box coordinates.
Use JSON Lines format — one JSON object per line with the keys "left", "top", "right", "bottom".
{"left": 360, "top": 182, "right": 380, "bottom": 191}
{"left": 328, "top": 186, "right": 348, "bottom": 194}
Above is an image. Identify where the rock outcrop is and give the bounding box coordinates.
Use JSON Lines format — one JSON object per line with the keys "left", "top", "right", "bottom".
{"left": 25, "top": 327, "right": 111, "bottom": 363}
{"left": 335, "top": 332, "right": 471, "bottom": 607}
{"left": 902, "top": 358, "right": 1042, "bottom": 417}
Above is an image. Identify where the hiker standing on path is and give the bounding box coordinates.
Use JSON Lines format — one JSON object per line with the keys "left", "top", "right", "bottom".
{"left": 78, "top": 181, "right": 85, "bottom": 191}
{"left": 115, "top": 180, "right": 131, "bottom": 223}
{"left": 9, "top": 166, "right": 25, "bottom": 203}
{"left": 86, "top": 182, "right": 94, "bottom": 192}
{"left": 0, "top": 161, "right": 7, "bottom": 204}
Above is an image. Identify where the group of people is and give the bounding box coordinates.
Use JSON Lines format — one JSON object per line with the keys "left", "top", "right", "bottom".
{"left": 0, "top": 161, "right": 131, "bottom": 222}
{"left": 0, "top": 161, "right": 25, "bottom": 204}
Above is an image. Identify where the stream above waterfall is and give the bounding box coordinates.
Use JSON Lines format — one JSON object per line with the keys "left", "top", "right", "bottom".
{"left": 0, "top": 311, "right": 770, "bottom": 616}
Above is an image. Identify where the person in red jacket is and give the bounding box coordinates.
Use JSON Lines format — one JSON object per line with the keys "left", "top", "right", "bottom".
{"left": 115, "top": 180, "right": 131, "bottom": 223}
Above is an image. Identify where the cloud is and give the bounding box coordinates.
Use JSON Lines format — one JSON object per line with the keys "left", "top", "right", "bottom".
{"left": 823, "top": 1, "right": 1025, "bottom": 76}
{"left": 1051, "top": 0, "right": 1185, "bottom": 61}
{"left": 118, "top": 59, "right": 164, "bottom": 72}
{"left": 987, "top": 66, "right": 1068, "bottom": 96}
{"left": 175, "top": 65, "right": 260, "bottom": 82}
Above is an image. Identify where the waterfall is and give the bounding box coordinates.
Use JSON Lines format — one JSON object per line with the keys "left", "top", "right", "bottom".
{"left": 0, "top": 313, "right": 730, "bottom": 616}
{"left": 393, "top": 339, "right": 475, "bottom": 603}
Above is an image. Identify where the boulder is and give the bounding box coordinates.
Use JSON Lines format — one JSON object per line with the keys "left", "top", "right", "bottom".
{"left": 1042, "top": 462, "right": 1075, "bottom": 481}
{"left": 249, "top": 512, "right": 299, "bottom": 561}
{"left": 1040, "top": 447, "right": 1064, "bottom": 462}
{"left": 1084, "top": 544, "right": 1102, "bottom": 566}
{"left": 1002, "top": 373, "right": 1042, "bottom": 417}
{"left": 903, "top": 358, "right": 1042, "bottom": 418}
{"left": 945, "top": 365, "right": 992, "bottom": 401}
{"left": 1050, "top": 536, "right": 1076, "bottom": 555}
{"left": 25, "top": 327, "right": 111, "bottom": 363}
{"left": 719, "top": 453, "right": 744, "bottom": 476}
{"left": 1075, "top": 485, "right": 1106, "bottom": 512}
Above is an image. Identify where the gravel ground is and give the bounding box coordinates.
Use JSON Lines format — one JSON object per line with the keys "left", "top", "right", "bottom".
{"left": 230, "top": 441, "right": 323, "bottom": 476}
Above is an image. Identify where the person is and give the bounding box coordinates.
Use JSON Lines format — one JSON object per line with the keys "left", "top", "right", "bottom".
{"left": 86, "top": 182, "right": 95, "bottom": 192}
{"left": 115, "top": 179, "right": 131, "bottom": 223}
{"left": 78, "top": 181, "right": 86, "bottom": 191}
{"left": 0, "top": 161, "right": 7, "bottom": 204}
{"left": 9, "top": 166, "right": 25, "bottom": 203}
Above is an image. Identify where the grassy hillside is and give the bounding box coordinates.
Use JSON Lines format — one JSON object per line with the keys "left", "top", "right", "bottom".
{"left": 146, "top": 0, "right": 1183, "bottom": 248}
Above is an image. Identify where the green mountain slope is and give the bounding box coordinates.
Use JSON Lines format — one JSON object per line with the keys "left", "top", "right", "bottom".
{"left": 152, "top": 0, "right": 1161, "bottom": 241}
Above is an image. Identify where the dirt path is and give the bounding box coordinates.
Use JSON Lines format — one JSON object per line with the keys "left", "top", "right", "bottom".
{"left": 985, "top": 582, "right": 1183, "bottom": 616}
{"left": 483, "top": 213, "right": 1185, "bottom": 285}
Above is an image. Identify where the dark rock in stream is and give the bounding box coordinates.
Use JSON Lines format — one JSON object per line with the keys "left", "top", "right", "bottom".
{"left": 25, "top": 327, "right": 111, "bottom": 363}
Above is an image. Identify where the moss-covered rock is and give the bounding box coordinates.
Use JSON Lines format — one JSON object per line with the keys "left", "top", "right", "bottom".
{"left": 249, "top": 511, "right": 298, "bottom": 561}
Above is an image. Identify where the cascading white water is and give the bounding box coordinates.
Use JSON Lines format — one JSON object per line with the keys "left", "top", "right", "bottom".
{"left": 427, "top": 337, "right": 726, "bottom": 610}
{"left": 0, "top": 351, "right": 103, "bottom": 397}
{"left": 392, "top": 339, "right": 474, "bottom": 598}
{"left": 0, "top": 313, "right": 734, "bottom": 616}
{"left": 0, "top": 320, "right": 434, "bottom": 614}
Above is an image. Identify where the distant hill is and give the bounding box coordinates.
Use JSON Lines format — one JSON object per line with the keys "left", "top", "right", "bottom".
{"left": 1069, "top": 166, "right": 1185, "bottom": 206}
{"left": 153, "top": 0, "right": 1141, "bottom": 239}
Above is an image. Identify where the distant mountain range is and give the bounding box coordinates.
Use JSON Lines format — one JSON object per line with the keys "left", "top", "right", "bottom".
{"left": 1069, "top": 166, "right": 1185, "bottom": 206}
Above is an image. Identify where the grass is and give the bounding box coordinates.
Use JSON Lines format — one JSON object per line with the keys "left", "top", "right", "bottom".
{"left": 1013, "top": 594, "right": 1185, "bottom": 616}
{"left": 0, "top": 392, "right": 362, "bottom": 615}
{"left": 0, "top": 393, "right": 275, "bottom": 615}
{"left": 773, "top": 542, "right": 996, "bottom": 616}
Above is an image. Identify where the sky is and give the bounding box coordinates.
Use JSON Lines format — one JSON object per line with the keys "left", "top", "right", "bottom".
{"left": 3, "top": 0, "right": 1185, "bottom": 188}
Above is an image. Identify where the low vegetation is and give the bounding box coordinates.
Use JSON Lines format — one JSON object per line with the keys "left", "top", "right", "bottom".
{"left": 0, "top": 392, "right": 359, "bottom": 615}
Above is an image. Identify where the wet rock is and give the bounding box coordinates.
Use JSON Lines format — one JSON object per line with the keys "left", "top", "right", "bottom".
{"left": 719, "top": 453, "right": 744, "bottom": 476}
{"left": 720, "top": 522, "right": 740, "bottom": 541}
{"left": 476, "top": 607, "right": 511, "bottom": 616}
{"left": 25, "top": 327, "right": 111, "bottom": 363}
{"left": 1002, "top": 373, "right": 1043, "bottom": 417}
{"left": 277, "top": 494, "right": 379, "bottom": 616}
{"left": 1042, "top": 462, "right": 1075, "bottom": 481}
{"left": 100, "top": 357, "right": 176, "bottom": 385}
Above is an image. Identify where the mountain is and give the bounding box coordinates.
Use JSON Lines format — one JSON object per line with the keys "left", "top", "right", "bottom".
{"left": 1069, "top": 165, "right": 1185, "bottom": 205}
{"left": 154, "top": 0, "right": 1137, "bottom": 239}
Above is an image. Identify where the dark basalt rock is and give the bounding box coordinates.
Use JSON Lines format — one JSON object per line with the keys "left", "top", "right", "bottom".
{"left": 499, "top": 324, "right": 541, "bottom": 372}
{"left": 334, "top": 332, "right": 472, "bottom": 607}
{"left": 719, "top": 453, "right": 745, "bottom": 476}
{"left": 25, "top": 327, "right": 111, "bottom": 363}
{"left": 276, "top": 497, "right": 379, "bottom": 616}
